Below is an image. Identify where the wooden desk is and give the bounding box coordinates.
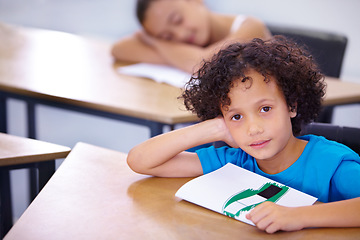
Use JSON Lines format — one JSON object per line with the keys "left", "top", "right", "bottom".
{"left": 0, "top": 133, "right": 70, "bottom": 238}
{"left": 5, "top": 142, "right": 360, "bottom": 239}
{"left": 0, "top": 133, "right": 70, "bottom": 167}
{"left": 0, "top": 23, "right": 197, "bottom": 138}
{"left": 1, "top": 23, "right": 360, "bottom": 138}
{"left": 323, "top": 77, "right": 360, "bottom": 106}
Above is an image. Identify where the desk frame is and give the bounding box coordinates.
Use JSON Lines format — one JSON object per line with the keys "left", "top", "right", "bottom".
{"left": 0, "top": 90, "right": 174, "bottom": 138}
{"left": 0, "top": 159, "right": 55, "bottom": 237}
{"left": 0, "top": 90, "right": 173, "bottom": 237}
{"left": 0, "top": 90, "right": 176, "bottom": 207}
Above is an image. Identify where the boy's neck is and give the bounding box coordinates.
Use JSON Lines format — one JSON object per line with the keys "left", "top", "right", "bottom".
{"left": 256, "top": 137, "right": 308, "bottom": 175}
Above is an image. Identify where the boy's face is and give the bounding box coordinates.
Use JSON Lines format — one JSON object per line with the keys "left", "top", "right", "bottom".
{"left": 221, "top": 69, "right": 297, "bottom": 163}
{"left": 143, "top": 0, "right": 211, "bottom": 46}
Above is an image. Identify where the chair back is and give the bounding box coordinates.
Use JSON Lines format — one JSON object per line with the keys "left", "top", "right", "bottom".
{"left": 300, "top": 122, "right": 360, "bottom": 155}
{"left": 268, "top": 25, "right": 348, "bottom": 78}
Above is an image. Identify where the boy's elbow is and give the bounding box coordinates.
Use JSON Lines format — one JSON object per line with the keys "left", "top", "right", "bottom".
{"left": 126, "top": 148, "right": 146, "bottom": 174}
{"left": 110, "top": 44, "right": 121, "bottom": 60}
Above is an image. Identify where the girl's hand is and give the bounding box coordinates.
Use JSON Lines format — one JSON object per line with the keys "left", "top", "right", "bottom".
{"left": 246, "top": 201, "right": 305, "bottom": 233}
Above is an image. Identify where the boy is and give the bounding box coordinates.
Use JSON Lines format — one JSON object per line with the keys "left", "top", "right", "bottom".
{"left": 127, "top": 37, "right": 360, "bottom": 233}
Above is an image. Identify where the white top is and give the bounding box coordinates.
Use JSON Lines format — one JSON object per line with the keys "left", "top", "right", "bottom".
{"left": 230, "top": 15, "right": 247, "bottom": 33}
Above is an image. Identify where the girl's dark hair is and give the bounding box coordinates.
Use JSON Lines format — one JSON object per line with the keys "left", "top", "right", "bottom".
{"left": 136, "top": 0, "right": 158, "bottom": 24}
{"left": 181, "top": 36, "right": 326, "bottom": 135}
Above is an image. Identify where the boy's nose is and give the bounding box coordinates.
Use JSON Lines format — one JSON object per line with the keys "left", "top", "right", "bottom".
{"left": 247, "top": 119, "right": 264, "bottom": 136}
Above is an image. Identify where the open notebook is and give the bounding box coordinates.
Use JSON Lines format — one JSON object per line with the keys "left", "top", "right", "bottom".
{"left": 117, "top": 63, "right": 192, "bottom": 88}
{"left": 175, "top": 163, "right": 317, "bottom": 225}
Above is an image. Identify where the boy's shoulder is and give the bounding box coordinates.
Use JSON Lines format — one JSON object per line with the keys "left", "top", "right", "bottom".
{"left": 299, "top": 134, "right": 359, "bottom": 160}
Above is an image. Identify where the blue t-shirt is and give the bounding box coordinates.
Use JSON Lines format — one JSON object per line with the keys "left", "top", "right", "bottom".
{"left": 196, "top": 135, "right": 360, "bottom": 203}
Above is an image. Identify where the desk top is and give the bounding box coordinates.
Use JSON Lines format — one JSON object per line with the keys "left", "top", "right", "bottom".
{"left": 1, "top": 24, "right": 360, "bottom": 126}
{"left": 0, "top": 133, "right": 70, "bottom": 166}
{"left": 5, "top": 142, "right": 360, "bottom": 239}
{"left": 0, "top": 23, "right": 196, "bottom": 125}
{"left": 324, "top": 77, "right": 360, "bottom": 106}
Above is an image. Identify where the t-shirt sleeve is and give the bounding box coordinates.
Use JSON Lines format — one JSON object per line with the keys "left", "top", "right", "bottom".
{"left": 331, "top": 157, "right": 360, "bottom": 201}
{"left": 196, "top": 146, "right": 248, "bottom": 174}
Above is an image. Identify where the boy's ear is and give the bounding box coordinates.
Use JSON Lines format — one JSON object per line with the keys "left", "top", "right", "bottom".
{"left": 289, "top": 103, "right": 297, "bottom": 118}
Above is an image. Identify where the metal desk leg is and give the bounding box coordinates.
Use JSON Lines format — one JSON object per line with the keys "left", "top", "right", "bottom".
{"left": 28, "top": 169, "right": 38, "bottom": 203}
{"left": 148, "top": 122, "right": 173, "bottom": 137}
{"left": 26, "top": 102, "right": 39, "bottom": 203}
{"left": 37, "top": 160, "right": 56, "bottom": 192}
{"left": 0, "top": 94, "right": 7, "bottom": 133}
{"left": 29, "top": 160, "right": 56, "bottom": 202}
{"left": 149, "top": 122, "right": 164, "bottom": 137}
{"left": 0, "top": 169, "right": 13, "bottom": 239}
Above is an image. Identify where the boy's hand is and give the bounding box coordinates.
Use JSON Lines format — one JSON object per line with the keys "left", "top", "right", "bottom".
{"left": 213, "top": 117, "right": 239, "bottom": 148}
{"left": 246, "top": 201, "right": 305, "bottom": 233}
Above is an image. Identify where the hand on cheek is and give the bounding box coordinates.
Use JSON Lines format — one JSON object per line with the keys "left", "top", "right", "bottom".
{"left": 246, "top": 201, "right": 305, "bottom": 234}
{"left": 214, "top": 116, "right": 239, "bottom": 148}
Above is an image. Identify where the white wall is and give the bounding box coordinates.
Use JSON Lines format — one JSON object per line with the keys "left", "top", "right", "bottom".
{"left": 0, "top": 0, "right": 359, "bottom": 220}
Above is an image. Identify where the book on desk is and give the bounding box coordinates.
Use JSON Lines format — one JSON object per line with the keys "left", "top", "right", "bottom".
{"left": 118, "top": 63, "right": 192, "bottom": 88}
{"left": 175, "top": 163, "right": 317, "bottom": 225}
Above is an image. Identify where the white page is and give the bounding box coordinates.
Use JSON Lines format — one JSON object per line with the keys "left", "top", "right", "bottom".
{"left": 175, "top": 163, "right": 317, "bottom": 225}
{"left": 117, "top": 63, "right": 192, "bottom": 88}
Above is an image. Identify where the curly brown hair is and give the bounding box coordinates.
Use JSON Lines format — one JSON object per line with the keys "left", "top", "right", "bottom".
{"left": 181, "top": 36, "right": 326, "bottom": 135}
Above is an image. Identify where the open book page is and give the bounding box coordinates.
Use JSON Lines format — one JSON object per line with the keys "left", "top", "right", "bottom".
{"left": 175, "top": 163, "right": 318, "bottom": 225}
{"left": 117, "top": 63, "right": 192, "bottom": 88}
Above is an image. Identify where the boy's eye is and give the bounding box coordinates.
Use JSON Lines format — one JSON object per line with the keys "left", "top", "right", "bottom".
{"left": 261, "top": 106, "right": 271, "bottom": 113}
{"left": 231, "top": 114, "right": 243, "bottom": 121}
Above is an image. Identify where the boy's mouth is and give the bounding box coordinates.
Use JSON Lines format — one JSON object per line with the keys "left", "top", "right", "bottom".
{"left": 250, "top": 139, "right": 271, "bottom": 149}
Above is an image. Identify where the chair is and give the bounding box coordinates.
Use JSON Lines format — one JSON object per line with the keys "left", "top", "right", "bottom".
{"left": 300, "top": 122, "right": 360, "bottom": 155}
{"left": 267, "top": 24, "right": 348, "bottom": 123}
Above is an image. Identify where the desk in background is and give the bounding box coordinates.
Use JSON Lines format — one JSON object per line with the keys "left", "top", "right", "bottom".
{"left": 0, "top": 23, "right": 197, "bottom": 138}
{"left": 1, "top": 23, "right": 360, "bottom": 140}
{"left": 0, "top": 133, "right": 70, "bottom": 238}
{"left": 4, "top": 142, "right": 360, "bottom": 239}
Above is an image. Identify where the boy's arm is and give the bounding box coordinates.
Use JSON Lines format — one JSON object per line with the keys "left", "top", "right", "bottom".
{"left": 246, "top": 197, "right": 360, "bottom": 233}
{"left": 111, "top": 32, "right": 167, "bottom": 64}
{"left": 127, "top": 117, "right": 237, "bottom": 177}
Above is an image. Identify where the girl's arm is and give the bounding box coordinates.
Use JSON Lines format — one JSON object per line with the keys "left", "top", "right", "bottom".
{"left": 246, "top": 197, "right": 360, "bottom": 233}
{"left": 127, "top": 117, "right": 237, "bottom": 177}
{"left": 136, "top": 32, "right": 207, "bottom": 73}
{"left": 111, "top": 32, "right": 166, "bottom": 64}
{"left": 227, "top": 16, "right": 272, "bottom": 43}
{"left": 137, "top": 16, "right": 272, "bottom": 73}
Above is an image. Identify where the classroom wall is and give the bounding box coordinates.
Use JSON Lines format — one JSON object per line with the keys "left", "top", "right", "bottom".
{"left": 0, "top": 0, "right": 359, "bottom": 220}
